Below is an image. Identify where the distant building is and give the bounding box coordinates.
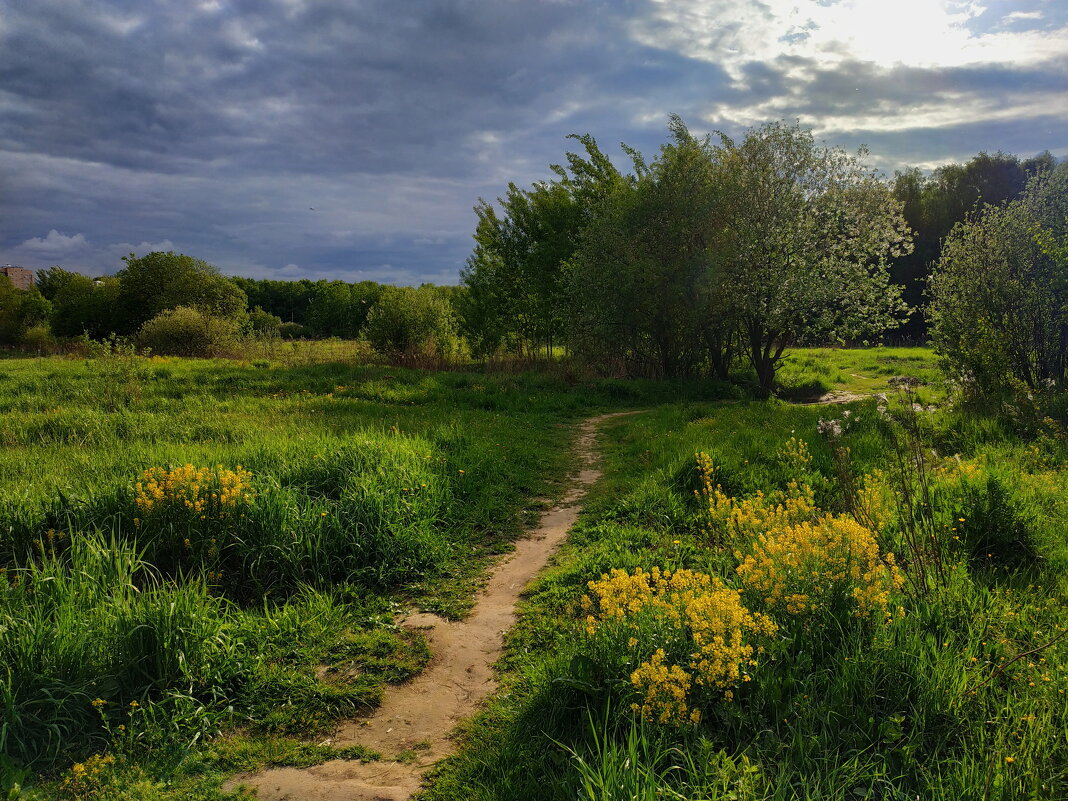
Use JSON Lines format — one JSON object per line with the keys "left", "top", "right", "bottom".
{"left": 0, "top": 265, "right": 34, "bottom": 291}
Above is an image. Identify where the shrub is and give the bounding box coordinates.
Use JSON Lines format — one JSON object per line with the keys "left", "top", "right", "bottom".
{"left": 929, "top": 164, "right": 1068, "bottom": 402}
{"left": 247, "top": 306, "right": 282, "bottom": 337}
{"left": 696, "top": 451, "right": 904, "bottom": 625}
{"left": 278, "top": 321, "right": 308, "bottom": 340}
{"left": 20, "top": 323, "right": 56, "bottom": 353}
{"left": 696, "top": 451, "right": 819, "bottom": 545}
{"left": 945, "top": 473, "right": 1039, "bottom": 567}
{"left": 364, "top": 285, "right": 463, "bottom": 358}
{"left": 137, "top": 306, "right": 240, "bottom": 356}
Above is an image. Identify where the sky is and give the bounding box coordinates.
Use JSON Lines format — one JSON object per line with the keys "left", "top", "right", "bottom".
{"left": 1, "top": 0, "right": 1066, "bottom": 285}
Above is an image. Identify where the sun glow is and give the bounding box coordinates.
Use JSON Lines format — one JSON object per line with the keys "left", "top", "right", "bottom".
{"left": 633, "top": 0, "right": 1065, "bottom": 75}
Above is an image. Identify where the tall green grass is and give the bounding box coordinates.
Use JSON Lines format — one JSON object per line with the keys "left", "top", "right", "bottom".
{"left": 427, "top": 390, "right": 1068, "bottom": 801}
{"left": 0, "top": 353, "right": 746, "bottom": 796}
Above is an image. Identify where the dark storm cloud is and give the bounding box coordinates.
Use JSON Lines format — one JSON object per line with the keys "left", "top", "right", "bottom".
{"left": 1, "top": 0, "right": 1065, "bottom": 282}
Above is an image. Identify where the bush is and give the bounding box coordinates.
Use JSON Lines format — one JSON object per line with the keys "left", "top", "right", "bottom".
{"left": 20, "top": 323, "right": 56, "bottom": 353}
{"left": 137, "top": 306, "right": 240, "bottom": 357}
{"left": 576, "top": 567, "right": 777, "bottom": 726}
{"left": 364, "top": 285, "right": 463, "bottom": 358}
{"left": 946, "top": 474, "right": 1040, "bottom": 567}
{"left": 247, "top": 306, "right": 282, "bottom": 338}
{"left": 278, "top": 321, "right": 309, "bottom": 340}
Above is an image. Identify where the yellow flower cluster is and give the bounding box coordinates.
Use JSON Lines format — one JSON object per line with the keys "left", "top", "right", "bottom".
{"left": 777, "top": 436, "right": 812, "bottom": 470}
{"left": 630, "top": 649, "right": 697, "bottom": 725}
{"left": 696, "top": 452, "right": 818, "bottom": 544}
{"left": 582, "top": 567, "right": 776, "bottom": 725}
{"left": 61, "top": 753, "right": 115, "bottom": 798}
{"left": 735, "top": 515, "right": 903, "bottom": 619}
{"left": 135, "top": 464, "right": 254, "bottom": 518}
{"left": 854, "top": 469, "right": 894, "bottom": 533}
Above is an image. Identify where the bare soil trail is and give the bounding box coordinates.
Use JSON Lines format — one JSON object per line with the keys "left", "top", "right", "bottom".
{"left": 227, "top": 412, "right": 639, "bottom": 801}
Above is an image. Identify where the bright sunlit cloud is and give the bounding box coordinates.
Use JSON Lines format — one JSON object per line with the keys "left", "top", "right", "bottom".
{"left": 633, "top": 0, "right": 1066, "bottom": 75}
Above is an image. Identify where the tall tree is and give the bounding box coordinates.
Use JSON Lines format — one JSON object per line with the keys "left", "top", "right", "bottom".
{"left": 115, "top": 251, "right": 246, "bottom": 333}
{"left": 712, "top": 122, "right": 911, "bottom": 394}
{"left": 460, "top": 133, "right": 627, "bottom": 359}
{"left": 568, "top": 116, "right": 733, "bottom": 378}
{"left": 929, "top": 163, "right": 1068, "bottom": 396}
{"left": 0, "top": 275, "right": 51, "bottom": 345}
{"left": 891, "top": 150, "right": 1055, "bottom": 339}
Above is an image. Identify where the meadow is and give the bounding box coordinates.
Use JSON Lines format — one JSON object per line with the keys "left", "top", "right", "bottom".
{"left": 426, "top": 361, "right": 1068, "bottom": 800}
{"left": 1, "top": 346, "right": 1066, "bottom": 800}
{"left": 0, "top": 348, "right": 730, "bottom": 798}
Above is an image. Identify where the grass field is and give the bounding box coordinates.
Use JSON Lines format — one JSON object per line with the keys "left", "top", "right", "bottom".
{"left": 0, "top": 349, "right": 730, "bottom": 798}
{"left": 425, "top": 358, "right": 1068, "bottom": 801}
{"left": 3, "top": 346, "right": 1067, "bottom": 800}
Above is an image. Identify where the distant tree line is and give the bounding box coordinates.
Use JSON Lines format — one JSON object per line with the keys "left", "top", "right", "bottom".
{"left": 2, "top": 254, "right": 463, "bottom": 360}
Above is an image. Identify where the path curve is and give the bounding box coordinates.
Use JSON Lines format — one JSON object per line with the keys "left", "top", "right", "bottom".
{"left": 226, "top": 412, "right": 638, "bottom": 801}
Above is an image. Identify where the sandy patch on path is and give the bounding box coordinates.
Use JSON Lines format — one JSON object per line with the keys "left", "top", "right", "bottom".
{"left": 804, "top": 390, "right": 870, "bottom": 405}
{"left": 226, "top": 412, "right": 638, "bottom": 801}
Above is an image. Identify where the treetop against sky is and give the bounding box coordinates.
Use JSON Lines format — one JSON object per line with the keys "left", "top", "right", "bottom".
{"left": 1, "top": 0, "right": 1064, "bottom": 284}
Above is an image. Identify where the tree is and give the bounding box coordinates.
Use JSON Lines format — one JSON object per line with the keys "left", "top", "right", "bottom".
{"left": 890, "top": 150, "right": 1055, "bottom": 339}
{"left": 461, "top": 182, "right": 581, "bottom": 357}
{"left": 711, "top": 122, "right": 911, "bottom": 394}
{"left": 50, "top": 274, "right": 121, "bottom": 338}
{"left": 929, "top": 163, "right": 1068, "bottom": 397}
{"left": 0, "top": 275, "right": 52, "bottom": 345}
{"left": 34, "top": 266, "right": 82, "bottom": 301}
{"left": 246, "top": 306, "right": 283, "bottom": 338}
{"left": 460, "top": 133, "right": 627, "bottom": 359}
{"left": 304, "top": 280, "right": 383, "bottom": 338}
{"left": 568, "top": 116, "right": 733, "bottom": 378}
{"left": 231, "top": 277, "right": 318, "bottom": 325}
{"left": 115, "top": 251, "right": 246, "bottom": 333}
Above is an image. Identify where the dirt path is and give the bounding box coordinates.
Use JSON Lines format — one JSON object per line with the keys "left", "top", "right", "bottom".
{"left": 226, "top": 412, "right": 637, "bottom": 801}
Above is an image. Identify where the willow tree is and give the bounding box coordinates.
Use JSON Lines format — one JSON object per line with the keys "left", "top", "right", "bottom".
{"left": 711, "top": 122, "right": 912, "bottom": 394}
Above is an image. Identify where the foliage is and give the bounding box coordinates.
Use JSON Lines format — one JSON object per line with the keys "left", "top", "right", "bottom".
{"left": 929, "top": 163, "right": 1068, "bottom": 401}
{"left": 465, "top": 118, "right": 911, "bottom": 391}
{"left": 49, "top": 275, "right": 121, "bottom": 339}
{"left": 461, "top": 182, "right": 581, "bottom": 358}
{"left": 363, "top": 285, "right": 461, "bottom": 358}
{"left": 711, "top": 122, "right": 912, "bottom": 393}
{"left": 567, "top": 117, "right": 730, "bottom": 378}
{"left": 277, "top": 321, "right": 307, "bottom": 340}
{"left": 0, "top": 276, "right": 52, "bottom": 345}
{"left": 890, "top": 150, "right": 1054, "bottom": 339}
{"left": 114, "top": 252, "right": 247, "bottom": 334}
{"left": 245, "top": 306, "right": 282, "bottom": 338}
{"left": 735, "top": 514, "right": 903, "bottom": 622}
{"left": 137, "top": 307, "right": 241, "bottom": 357}
{"left": 427, "top": 365, "right": 1068, "bottom": 801}
{"left": 305, "top": 280, "right": 382, "bottom": 338}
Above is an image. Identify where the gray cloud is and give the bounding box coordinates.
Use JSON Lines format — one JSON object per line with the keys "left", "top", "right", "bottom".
{"left": 1, "top": 0, "right": 1065, "bottom": 282}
